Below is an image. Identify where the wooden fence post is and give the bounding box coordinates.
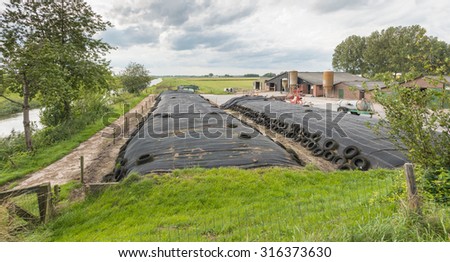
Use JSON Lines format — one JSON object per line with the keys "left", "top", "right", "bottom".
{"left": 80, "top": 156, "right": 84, "bottom": 184}
{"left": 404, "top": 163, "right": 421, "bottom": 214}
{"left": 125, "top": 117, "right": 129, "bottom": 136}
{"left": 36, "top": 183, "right": 52, "bottom": 223}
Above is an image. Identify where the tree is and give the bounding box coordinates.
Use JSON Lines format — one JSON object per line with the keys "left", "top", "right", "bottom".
{"left": 0, "top": 1, "right": 112, "bottom": 149}
{"left": 332, "top": 35, "right": 366, "bottom": 75}
{"left": 243, "top": 74, "right": 259, "bottom": 77}
{"left": 332, "top": 25, "right": 450, "bottom": 78}
{"left": 120, "top": 62, "right": 153, "bottom": 94}
{"left": 263, "top": 72, "right": 276, "bottom": 78}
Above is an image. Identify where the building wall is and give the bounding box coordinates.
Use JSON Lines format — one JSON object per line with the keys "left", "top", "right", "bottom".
{"left": 403, "top": 78, "right": 445, "bottom": 89}
{"left": 266, "top": 72, "right": 288, "bottom": 92}
{"left": 332, "top": 83, "right": 365, "bottom": 100}
{"left": 313, "top": 85, "right": 324, "bottom": 97}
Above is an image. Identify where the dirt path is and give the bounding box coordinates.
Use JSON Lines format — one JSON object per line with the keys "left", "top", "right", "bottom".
{"left": 14, "top": 95, "right": 156, "bottom": 189}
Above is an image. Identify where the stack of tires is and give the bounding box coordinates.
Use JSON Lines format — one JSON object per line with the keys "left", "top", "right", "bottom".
{"left": 222, "top": 96, "right": 407, "bottom": 171}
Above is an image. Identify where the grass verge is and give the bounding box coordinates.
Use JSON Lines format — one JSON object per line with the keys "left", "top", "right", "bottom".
{"left": 24, "top": 167, "right": 450, "bottom": 241}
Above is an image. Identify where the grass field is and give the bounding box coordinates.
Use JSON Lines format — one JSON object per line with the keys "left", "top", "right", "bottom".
{"left": 23, "top": 167, "right": 450, "bottom": 242}
{"left": 150, "top": 77, "right": 257, "bottom": 95}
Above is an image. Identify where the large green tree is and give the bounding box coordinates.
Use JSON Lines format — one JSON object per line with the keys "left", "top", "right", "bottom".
{"left": 332, "top": 25, "right": 450, "bottom": 77}
{"left": 332, "top": 35, "right": 366, "bottom": 75}
{"left": 0, "top": 0, "right": 113, "bottom": 149}
{"left": 120, "top": 62, "right": 153, "bottom": 94}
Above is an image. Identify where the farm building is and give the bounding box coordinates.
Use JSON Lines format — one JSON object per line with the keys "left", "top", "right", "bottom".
{"left": 263, "top": 71, "right": 386, "bottom": 100}
{"left": 401, "top": 75, "right": 450, "bottom": 90}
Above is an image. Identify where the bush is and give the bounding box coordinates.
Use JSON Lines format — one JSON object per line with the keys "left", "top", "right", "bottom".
{"left": 422, "top": 168, "right": 450, "bottom": 204}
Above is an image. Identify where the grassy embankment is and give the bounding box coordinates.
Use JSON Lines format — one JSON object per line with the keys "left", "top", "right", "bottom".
{"left": 0, "top": 92, "right": 40, "bottom": 118}
{"left": 149, "top": 77, "right": 257, "bottom": 95}
{"left": 0, "top": 91, "right": 150, "bottom": 187}
{"left": 22, "top": 167, "right": 450, "bottom": 242}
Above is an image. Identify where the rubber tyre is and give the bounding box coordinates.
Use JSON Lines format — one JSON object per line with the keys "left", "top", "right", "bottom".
{"left": 306, "top": 141, "right": 318, "bottom": 151}
{"left": 136, "top": 154, "right": 154, "bottom": 165}
{"left": 323, "top": 139, "right": 339, "bottom": 151}
{"left": 332, "top": 155, "right": 347, "bottom": 166}
{"left": 239, "top": 132, "right": 252, "bottom": 139}
{"left": 337, "top": 107, "right": 348, "bottom": 113}
{"left": 311, "top": 132, "right": 322, "bottom": 142}
{"left": 351, "top": 156, "right": 370, "bottom": 171}
{"left": 343, "top": 145, "right": 360, "bottom": 159}
{"left": 301, "top": 138, "right": 311, "bottom": 147}
{"left": 338, "top": 163, "right": 353, "bottom": 170}
{"left": 323, "top": 150, "right": 335, "bottom": 161}
{"left": 312, "top": 148, "right": 324, "bottom": 157}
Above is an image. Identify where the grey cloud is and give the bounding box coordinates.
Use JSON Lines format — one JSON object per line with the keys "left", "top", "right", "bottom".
{"left": 110, "top": 0, "right": 207, "bottom": 27}
{"left": 203, "top": 5, "right": 255, "bottom": 26}
{"left": 171, "top": 31, "right": 234, "bottom": 50}
{"left": 310, "top": 0, "right": 386, "bottom": 13}
{"left": 149, "top": 0, "right": 198, "bottom": 26}
{"left": 101, "top": 26, "right": 160, "bottom": 48}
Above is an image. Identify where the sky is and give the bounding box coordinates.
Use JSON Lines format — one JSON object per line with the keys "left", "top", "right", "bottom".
{"left": 2, "top": 0, "right": 450, "bottom": 75}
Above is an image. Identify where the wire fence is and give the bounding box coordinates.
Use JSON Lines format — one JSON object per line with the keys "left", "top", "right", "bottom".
{"left": 88, "top": 174, "right": 401, "bottom": 242}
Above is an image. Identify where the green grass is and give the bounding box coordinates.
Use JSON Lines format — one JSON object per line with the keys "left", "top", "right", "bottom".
{"left": 23, "top": 167, "right": 450, "bottom": 242}
{"left": 0, "top": 92, "right": 150, "bottom": 187}
{"left": 150, "top": 77, "right": 257, "bottom": 95}
{"left": 0, "top": 92, "right": 41, "bottom": 118}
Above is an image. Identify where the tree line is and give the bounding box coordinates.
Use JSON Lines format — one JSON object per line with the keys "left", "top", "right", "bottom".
{"left": 332, "top": 25, "right": 450, "bottom": 78}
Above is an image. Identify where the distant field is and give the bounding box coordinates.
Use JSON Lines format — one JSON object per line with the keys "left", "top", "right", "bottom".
{"left": 151, "top": 77, "right": 257, "bottom": 95}
{"left": 22, "top": 167, "right": 450, "bottom": 242}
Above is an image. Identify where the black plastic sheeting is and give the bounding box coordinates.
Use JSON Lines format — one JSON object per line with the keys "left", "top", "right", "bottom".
{"left": 222, "top": 96, "right": 408, "bottom": 170}
{"left": 112, "top": 91, "right": 302, "bottom": 179}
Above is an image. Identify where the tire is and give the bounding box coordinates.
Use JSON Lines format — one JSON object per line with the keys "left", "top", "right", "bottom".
{"left": 338, "top": 163, "right": 353, "bottom": 170}
{"left": 343, "top": 145, "right": 360, "bottom": 159}
{"left": 301, "top": 138, "right": 311, "bottom": 147}
{"left": 286, "top": 132, "right": 296, "bottom": 139}
{"left": 312, "top": 148, "right": 324, "bottom": 157}
{"left": 136, "top": 154, "right": 154, "bottom": 165}
{"left": 337, "top": 107, "right": 348, "bottom": 113}
{"left": 351, "top": 156, "right": 370, "bottom": 171}
{"left": 303, "top": 131, "right": 311, "bottom": 138}
{"left": 323, "top": 150, "right": 335, "bottom": 161}
{"left": 323, "top": 139, "right": 339, "bottom": 151}
{"left": 332, "top": 155, "right": 347, "bottom": 166}
{"left": 293, "top": 136, "right": 303, "bottom": 142}
{"left": 311, "top": 132, "right": 322, "bottom": 142}
{"left": 306, "top": 141, "right": 318, "bottom": 151}
{"left": 227, "top": 123, "right": 238, "bottom": 128}
{"left": 239, "top": 132, "right": 252, "bottom": 139}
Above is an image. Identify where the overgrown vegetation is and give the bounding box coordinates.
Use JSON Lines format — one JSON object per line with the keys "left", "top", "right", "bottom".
{"left": 373, "top": 76, "right": 450, "bottom": 203}
{"left": 21, "top": 168, "right": 449, "bottom": 242}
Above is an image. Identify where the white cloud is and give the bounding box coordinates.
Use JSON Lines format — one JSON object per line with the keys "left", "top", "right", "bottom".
{"left": 2, "top": 0, "right": 449, "bottom": 75}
